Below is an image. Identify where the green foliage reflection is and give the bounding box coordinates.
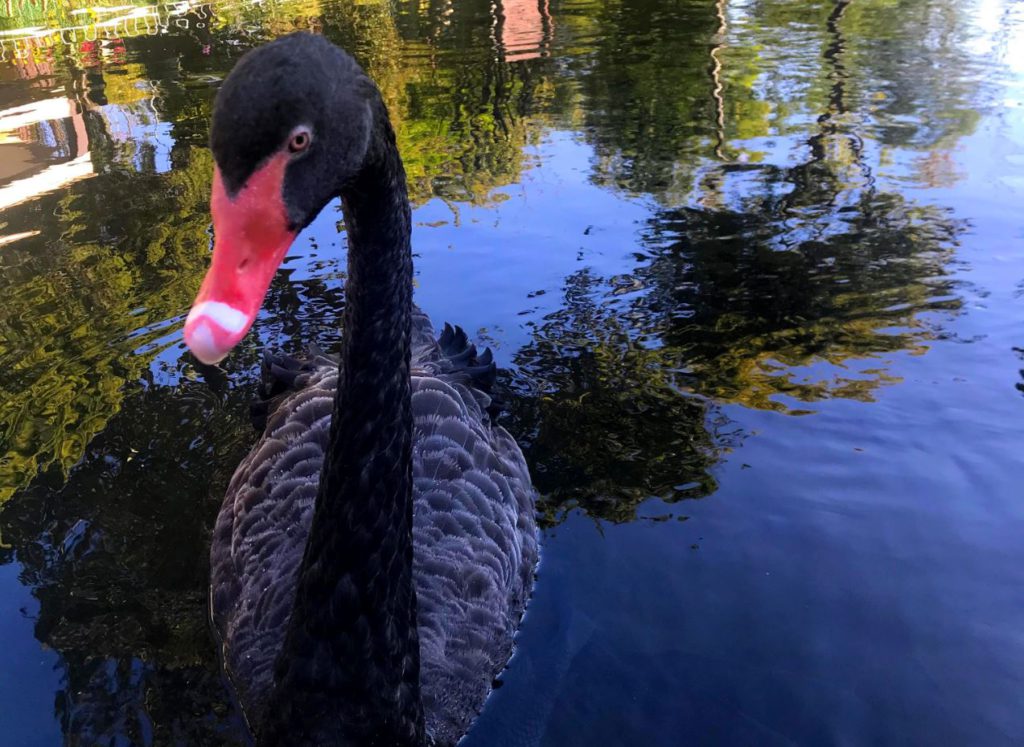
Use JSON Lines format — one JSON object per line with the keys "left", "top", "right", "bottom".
{"left": 0, "top": 0, "right": 996, "bottom": 738}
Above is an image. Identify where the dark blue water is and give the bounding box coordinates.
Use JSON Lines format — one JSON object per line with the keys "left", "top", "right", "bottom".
{"left": 1, "top": 0, "right": 1023, "bottom": 743}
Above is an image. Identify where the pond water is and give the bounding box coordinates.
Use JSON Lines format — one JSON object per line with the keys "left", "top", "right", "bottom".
{"left": 1, "top": 0, "right": 1023, "bottom": 743}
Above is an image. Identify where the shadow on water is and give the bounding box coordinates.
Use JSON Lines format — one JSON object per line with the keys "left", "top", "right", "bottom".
{"left": 0, "top": 0, "right": 1009, "bottom": 743}
{"left": 1017, "top": 346, "right": 1024, "bottom": 397}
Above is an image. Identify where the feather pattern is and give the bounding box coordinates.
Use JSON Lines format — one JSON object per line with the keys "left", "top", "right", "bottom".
{"left": 209, "top": 309, "right": 539, "bottom": 745}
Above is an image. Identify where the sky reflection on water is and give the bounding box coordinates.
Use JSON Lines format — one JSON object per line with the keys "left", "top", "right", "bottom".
{"left": 1, "top": 0, "right": 1023, "bottom": 744}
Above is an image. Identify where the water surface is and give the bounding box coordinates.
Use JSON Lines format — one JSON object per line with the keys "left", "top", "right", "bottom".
{"left": 1, "top": 0, "right": 1023, "bottom": 743}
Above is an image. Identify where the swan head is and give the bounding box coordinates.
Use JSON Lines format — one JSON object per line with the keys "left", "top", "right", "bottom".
{"left": 185, "top": 33, "right": 375, "bottom": 365}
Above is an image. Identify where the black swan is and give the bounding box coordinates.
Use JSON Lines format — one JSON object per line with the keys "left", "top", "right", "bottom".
{"left": 182, "top": 33, "right": 539, "bottom": 746}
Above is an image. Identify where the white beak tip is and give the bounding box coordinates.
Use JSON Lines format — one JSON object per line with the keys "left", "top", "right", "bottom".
{"left": 186, "top": 320, "right": 230, "bottom": 366}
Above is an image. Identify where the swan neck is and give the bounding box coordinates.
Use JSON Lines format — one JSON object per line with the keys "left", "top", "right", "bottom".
{"left": 261, "top": 99, "right": 425, "bottom": 745}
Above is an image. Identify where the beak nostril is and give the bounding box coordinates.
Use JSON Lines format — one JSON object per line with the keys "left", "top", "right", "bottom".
{"left": 237, "top": 258, "right": 250, "bottom": 273}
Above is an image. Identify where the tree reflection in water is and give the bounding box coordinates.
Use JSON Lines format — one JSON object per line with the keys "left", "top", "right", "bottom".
{"left": 0, "top": 0, "right": 992, "bottom": 742}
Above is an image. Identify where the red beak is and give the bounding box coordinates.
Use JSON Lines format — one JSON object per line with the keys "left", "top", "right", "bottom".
{"left": 184, "top": 153, "right": 296, "bottom": 364}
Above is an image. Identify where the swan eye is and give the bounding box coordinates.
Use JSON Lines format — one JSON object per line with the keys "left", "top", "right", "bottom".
{"left": 288, "top": 129, "right": 312, "bottom": 154}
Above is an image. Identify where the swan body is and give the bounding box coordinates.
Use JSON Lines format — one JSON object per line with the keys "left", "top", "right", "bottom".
{"left": 213, "top": 315, "right": 537, "bottom": 745}
{"left": 183, "top": 33, "right": 538, "bottom": 746}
